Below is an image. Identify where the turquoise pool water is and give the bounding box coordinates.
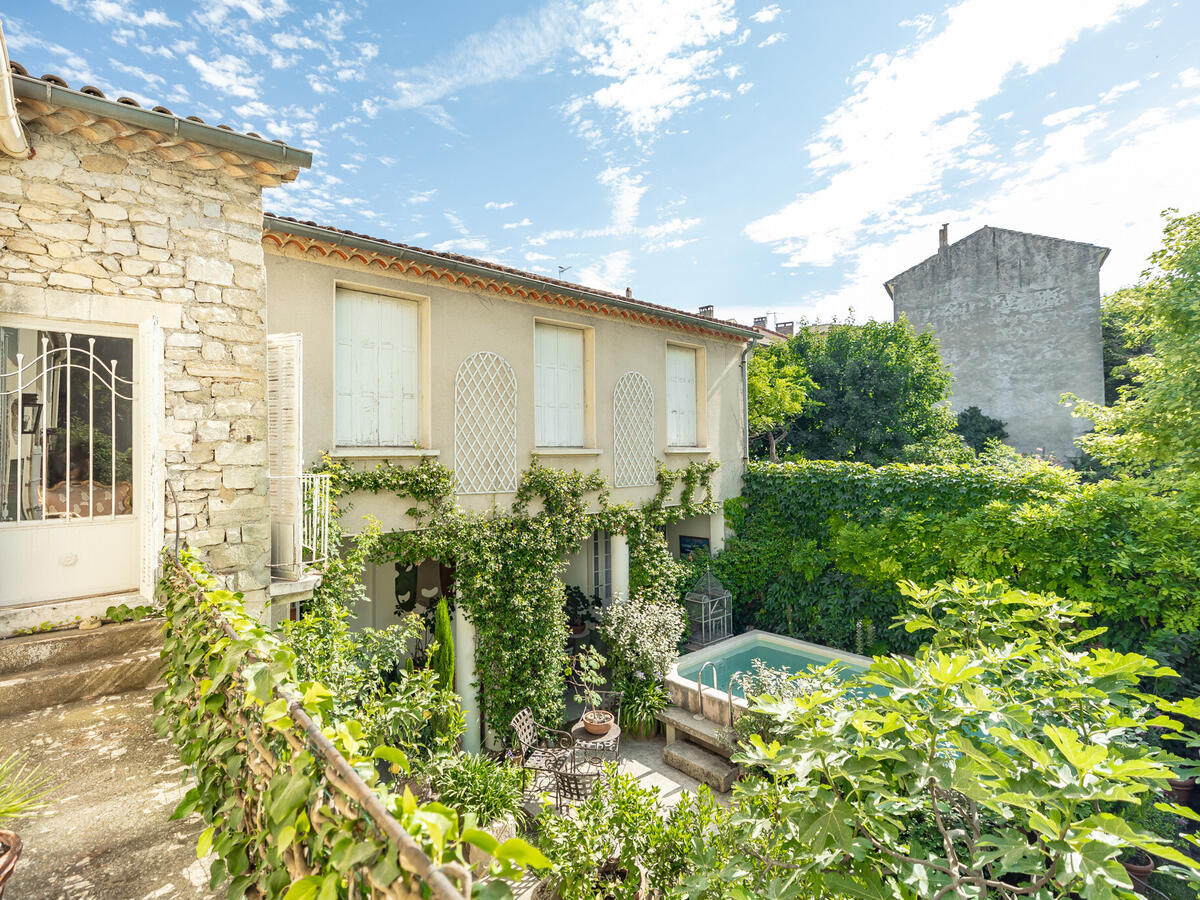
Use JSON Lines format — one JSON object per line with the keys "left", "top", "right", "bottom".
{"left": 676, "top": 636, "right": 869, "bottom": 698}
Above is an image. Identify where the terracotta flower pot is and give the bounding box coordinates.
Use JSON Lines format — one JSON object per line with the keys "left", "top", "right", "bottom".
{"left": 1168, "top": 776, "right": 1195, "bottom": 804}
{"left": 1122, "top": 852, "right": 1154, "bottom": 889}
{"left": 583, "top": 709, "right": 614, "bottom": 735}
{"left": 0, "top": 829, "right": 23, "bottom": 896}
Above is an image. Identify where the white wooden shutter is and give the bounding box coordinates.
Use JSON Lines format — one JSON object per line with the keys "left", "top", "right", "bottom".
{"left": 667, "top": 345, "right": 698, "bottom": 447}
{"left": 535, "top": 323, "right": 584, "bottom": 447}
{"left": 267, "top": 333, "right": 303, "bottom": 578}
{"left": 336, "top": 289, "right": 419, "bottom": 447}
{"left": 138, "top": 316, "right": 163, "bottom": 598}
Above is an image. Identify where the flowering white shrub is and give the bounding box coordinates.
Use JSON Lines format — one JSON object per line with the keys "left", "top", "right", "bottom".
{"left": 599, "top": 591, "right": 688, "bottom": 681}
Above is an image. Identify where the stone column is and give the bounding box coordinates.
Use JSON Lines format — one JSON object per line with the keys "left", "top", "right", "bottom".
{"left": 454, "top": 604, "right": 480, "bottom": 752}
{"left": 708, "top": 508, "right": 726, "bottom": 553}
{"left": 611, "top": 533, "right": 630, "bottom": 600}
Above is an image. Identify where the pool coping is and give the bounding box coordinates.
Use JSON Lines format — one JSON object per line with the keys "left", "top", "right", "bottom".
{"left": 665, "top": 630, "right": 875, "bottom": 729}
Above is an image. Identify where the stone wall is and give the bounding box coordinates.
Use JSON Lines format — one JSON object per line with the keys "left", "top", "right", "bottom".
{"left": 0, "top": 123, "right": 273, "bottom": 609}
{"left": 889, "top": 227, "right": 1107, "bottom": 463}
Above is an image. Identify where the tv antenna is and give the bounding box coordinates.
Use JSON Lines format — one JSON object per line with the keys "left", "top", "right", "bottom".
{"left": 558, "top": 265, "right": 572, "bottom": 278}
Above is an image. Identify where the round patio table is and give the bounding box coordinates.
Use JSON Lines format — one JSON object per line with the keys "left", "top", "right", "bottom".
{"left": 570, "top": 719, "right": 621, "bottom": 749}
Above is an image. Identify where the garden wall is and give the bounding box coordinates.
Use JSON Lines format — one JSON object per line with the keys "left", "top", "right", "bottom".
{"left": 717, "top": 460, "right": 1200, "bottom": 656}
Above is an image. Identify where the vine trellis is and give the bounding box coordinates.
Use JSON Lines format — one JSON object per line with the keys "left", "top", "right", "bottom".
{"left": 314, "top": 454, "right": 719, "bottom": 732}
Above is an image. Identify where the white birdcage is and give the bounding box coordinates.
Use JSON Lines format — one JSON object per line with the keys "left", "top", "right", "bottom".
{"left": 684, "top": 568, "right": 732, "bottom": 649}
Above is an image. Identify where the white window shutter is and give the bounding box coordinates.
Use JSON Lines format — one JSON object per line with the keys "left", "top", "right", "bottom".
{"left": 267, "top": 333, "right": 303, "bottom": 578}
{"left": 138, "top": 316, "right": 163, "bottom": 598}
{"left": 336, "top": 289, "right": 419, "bottom": 447}
{"left": 667, "top": 346, "right": 698, "bottom": 447}
{"left": 535, "top": 323, "right": 584, "bottom": 447}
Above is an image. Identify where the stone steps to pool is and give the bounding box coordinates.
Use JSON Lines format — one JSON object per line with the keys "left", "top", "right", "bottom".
{"left": 656, "top": 704, "right": 742, "bottom": 793}
{"left": 663, "top": 741, "right": 740, "bottom": 793}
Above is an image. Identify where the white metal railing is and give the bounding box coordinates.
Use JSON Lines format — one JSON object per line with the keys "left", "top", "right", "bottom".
{"left": 1, "top": 332, "right": 134, "bottom": 524}
{"left": 268, "top": 472, "right": 330, "bottom": 580}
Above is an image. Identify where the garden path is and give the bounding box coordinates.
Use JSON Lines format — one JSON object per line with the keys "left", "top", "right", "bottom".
{"left": 0, "top": 686, "right": 214, "bottom": 899}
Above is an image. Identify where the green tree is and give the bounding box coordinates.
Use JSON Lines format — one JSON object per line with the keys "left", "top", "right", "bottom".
{"left": 955, "top": 405, "right": 1007, "bottom": 453}
{"left": 429, "top": 595, "right": 455, "bottom": 691}
{"left": 775, "top": 318, "right": 956, "bottom": 464}
{"left": 1072, "top": 210, "right": 1200, "bottom": 482}
{"left": 1100, "top": 288, "right": 1154, "bottom": 407}
{"left": 747, "top": 342, "right": 812, "bottom": 462}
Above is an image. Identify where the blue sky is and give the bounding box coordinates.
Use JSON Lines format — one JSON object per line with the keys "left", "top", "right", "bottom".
{"left": 7, "top": 0, "right": 1200, "bottom": 324}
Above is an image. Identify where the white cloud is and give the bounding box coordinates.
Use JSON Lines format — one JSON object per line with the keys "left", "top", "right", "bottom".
{"left": 643, "top": 216, "right": 701, "bottom": 251}
{"left": 193, "top": 0, "right": 290, "bottom": 28}
{"left": 900, "top": 14, "right": 937, "bottom": 38}
{"left": 1178, "top": 68, "right": 1200, "bottom": 89}
{"left": 1042, "top": 104, "right": 1095, "bottom": 126}
{"left": 307, "top": 73, "right": 334, "bottom": 94}
{"left": 757, "top": 31, "right": 786, "bottom": 48}
{"left": 50, "top": 0, "right": 179, "bottom": 27}
{"left": 187, "top": 52, "right": 261, "bottom": 99}
{"left": 1100, "top": 79, "right": 1139, "bottom": 103}
{"left": 598, "top": 166, "right": 647, "bottom": 232}
{"left": 737, "top": 81, "right": 754, "bottom": 94}
{"left": 503, "top": 218, "right": 533, "bottom": 229}
{"left": 574, "top": 249, "right": 634, "bottom": 292}
{"left": 745, "top": 0, "right": 1147, "bottom": 282}
{"left": 408, "top": 189, "right": 437, "bottom": 204}
{"left": 485, "top": 201, "right": 516, "bottom": 210}
{"left": 525, "top": 251, "right": 554, "bottom": 262}
{"left": 750, "top": 4, "right": 782, "bottom": 24}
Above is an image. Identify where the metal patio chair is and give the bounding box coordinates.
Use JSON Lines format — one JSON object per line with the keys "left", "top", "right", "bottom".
{"left": 510, "top": 707, "right": 574, "bottom": 790}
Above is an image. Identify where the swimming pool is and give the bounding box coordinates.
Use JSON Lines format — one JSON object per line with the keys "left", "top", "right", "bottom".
{"left": 666, "top": 631, "right": 874, "bottom": 726}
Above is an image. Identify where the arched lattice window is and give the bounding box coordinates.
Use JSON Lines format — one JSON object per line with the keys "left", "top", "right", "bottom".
{"left": 613, "top": 371, "right": 655, "bottom": 487}
{"left": 454, "top": 352, "right": 518, "bottom": 494}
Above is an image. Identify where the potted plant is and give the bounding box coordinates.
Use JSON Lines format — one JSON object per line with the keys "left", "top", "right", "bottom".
{"left": 1120, "top": 847, "right": 1155, "bottom": 888}
{"left": 565, "top": 586, "right": 602, "bottom": 637}
{"left": 568, "top": 646, "right": 613, "bottom": 735}
{"left": 0, "top": 752, "right": 52, "bottom": 897}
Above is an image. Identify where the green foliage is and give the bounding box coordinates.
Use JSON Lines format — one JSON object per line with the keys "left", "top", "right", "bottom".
{"left": 566, "top": 645, "right": 606, "bottom": 711}
{"left": 747, "top": 341, "right": 812, "bottom": 462}
{"left": 537, "top": 767, "right": 723, "bottom": 899}
{"left": 430, "top": 596, "right": 454, "bottom": 691}
{"left": 155, "top": 550, "right": 543, "bottom": 899}
{"left": 317, "top": 453, "right": 717, "bottom": 736}
{"left": 1101, "top": 287, "right": 1154, "bottom": 407}
{"left": 1072, "top": 210, "right": 1200, "bottom": 484}
{"left": 105, "top": 602, "right": 158, "bottom": 623}
{"left": 618, "top": 675, "right": 668, "bottom": 739}
{"left": 429, "top": 752, "right": 526, "bottom": 828}
{"left": 563, "top": 585, "right": 602, "bottom": 629}
{"left": 599, "top": 594, "right": 687, "bottom": 684}
{"left": 758, "top": 317, "right": 956, "bottom": 464}
{"left": 0, "top": 751, "right": 53, "bottom": 825}
{"left": 955, "top": 405, "right": 1008, "bottom": 453}
{"left": 687, "top": 580, "right": 1200, "bottom": 900}
{"left": 717, "top": 460, "right": 1200, "bottom": 656}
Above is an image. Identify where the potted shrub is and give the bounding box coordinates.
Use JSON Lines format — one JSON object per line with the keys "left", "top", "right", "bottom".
{"left": 1120, "top": 847, "right": 1155, "bottom": 888}
{"left": 0, "top": 752, "right": 52, "bottom": 896}
{"left": 429, "top": 751, "right": 526, "bottom": 877}
{"left": 568, "top": 646, "right": 613, "bottom": 735}
{"left": 565, "top": 586, "right": 602, "bottom": 637}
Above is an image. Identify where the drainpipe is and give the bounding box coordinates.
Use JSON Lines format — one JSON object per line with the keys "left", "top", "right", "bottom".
{"left": 740, "top": 338, "right": 759, "bottom": 462}
{"left": 0, "top": 20, "right": 30, "bottom": 159}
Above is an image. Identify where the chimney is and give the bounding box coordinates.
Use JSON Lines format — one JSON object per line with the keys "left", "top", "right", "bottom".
{"left": 776, "top": 320, "right": 794, "bottom": 337}
{"left": 753, "top": 316, "right": 767, "bottom": 329}
{"left": 939, "top": 223, "right": 949, "bottom": 249}
{"left": 625, "top": 287, "right": 633, "bottom": 298}
{"left": 698, "top": 304, "right": 714, "bottom": 318}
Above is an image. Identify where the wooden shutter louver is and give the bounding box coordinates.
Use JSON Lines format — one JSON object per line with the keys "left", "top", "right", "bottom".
{"left": 667, "top": 345, "right": 698, "bottom": 447}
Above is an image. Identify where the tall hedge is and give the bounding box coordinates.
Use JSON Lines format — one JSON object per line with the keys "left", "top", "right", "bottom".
{"left": 717, "top": 460, "right": 1200, "bottom": 654}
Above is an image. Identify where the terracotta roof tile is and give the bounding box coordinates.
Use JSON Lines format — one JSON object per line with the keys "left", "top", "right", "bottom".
{"left": 264, "top": 213, "right": 754, "bottom": 338}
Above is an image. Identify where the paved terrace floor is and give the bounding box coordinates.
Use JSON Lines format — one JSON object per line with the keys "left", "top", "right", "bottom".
{"left": 1, "top": 688, "right": 711, "bottom": 900}
{"left": 0, "top": 687, "right": 214, "bottom": 900}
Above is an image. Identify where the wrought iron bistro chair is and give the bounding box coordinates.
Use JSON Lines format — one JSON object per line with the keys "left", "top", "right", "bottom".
{"left": 573, "top": 690, "right": 623, "bottom": 763}
{"left": 510, "top": 708, "right": 574, "bottom": 790}
{"left": 552, "top": 755, "right": 601, "bottom": 812}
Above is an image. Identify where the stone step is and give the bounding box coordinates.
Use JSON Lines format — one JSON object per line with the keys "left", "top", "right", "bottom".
{"left": 663, "top": 741, "right": 740, "bottom": 793}
{"left": 656, "top": 705, "right": 738, "bottom": 759}
{"left": 0, "top": 647, "right": 162, "bottom": 716}
{"left": 0, "top": 619, "right": 163, "bottom": 677}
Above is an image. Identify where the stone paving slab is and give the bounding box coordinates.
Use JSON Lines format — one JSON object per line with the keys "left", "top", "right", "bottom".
{"left": 0, "top": 687, "right": 215, "bottom": 900}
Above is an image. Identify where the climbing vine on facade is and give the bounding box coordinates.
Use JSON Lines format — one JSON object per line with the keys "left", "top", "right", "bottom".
{"left": 314, "top": 453, "right": 718, "bottom": 735}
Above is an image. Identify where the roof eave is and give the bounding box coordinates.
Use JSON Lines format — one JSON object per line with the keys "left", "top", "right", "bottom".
{"left": 263, "top": 215, "right": 758, "bottom": 341}
{"left": 13, "top": 74, "right": 313, "bottom": 170}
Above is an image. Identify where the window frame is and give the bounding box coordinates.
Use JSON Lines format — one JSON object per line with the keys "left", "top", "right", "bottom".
{"left": 665, "top": 340, "right": 706, "bottom": 449}
{"left": 533, "top": 317, "right": 595, "bottom": 450}
{"left": 332, "top": 283, "right": 431, "bottom": 453}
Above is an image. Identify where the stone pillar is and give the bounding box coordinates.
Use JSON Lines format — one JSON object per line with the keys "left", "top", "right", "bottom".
{"left": 611, "top": 533, "right": 630, "bottom": 600}
{"left": 454, "top": 604, "right": 481, "bottom": 752}
{"left": 708, "top": 508, "right": 726, "bottom": 553}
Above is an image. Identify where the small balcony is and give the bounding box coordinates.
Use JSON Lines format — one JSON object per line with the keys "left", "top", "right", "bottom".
{"left": 268, "top": 471, "right": 330, "bottom": 591}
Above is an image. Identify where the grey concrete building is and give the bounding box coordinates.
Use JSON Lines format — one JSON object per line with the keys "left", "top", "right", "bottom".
{"left": 885, "top": 225, "right": 1108, "bottom": 463}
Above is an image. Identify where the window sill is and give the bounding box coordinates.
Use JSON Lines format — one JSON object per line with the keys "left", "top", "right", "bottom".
{"left": 664, "top": 446, "right": 712, "bottom": 454}
{"left": 331, "top": 447, "right": 441, "bottom": 459}
{"left": 531, "top": 447, "right": 604, "bottom": 457}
